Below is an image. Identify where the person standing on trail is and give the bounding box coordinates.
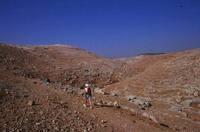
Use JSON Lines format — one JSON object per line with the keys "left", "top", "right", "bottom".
{"left": 83, "top": 83, "right": 93, "bottom": 108}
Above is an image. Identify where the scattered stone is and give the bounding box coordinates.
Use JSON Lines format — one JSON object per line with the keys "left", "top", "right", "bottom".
{"left": 101, "top": 120, "right": 107, "bottom": 124}
{"left": 181, "top": 99, "right": 193, "bottom": 107}
{"left": 139, "top": 101, "right": 151, "bottom": 110}
{"left": 128, "top": 96, "right": 152, "bottom": 110}
{"left": 193, "top": 91, "right": 199, "bottom": 97}
{"left": 67, "top": 87, "right": 75, "bottom": 94}
{"left": 182, "top": 112, "right": 188, "bottom": 118}
{"left": 40, "top": 111, "right": 44, "bottom": 115}
{"left": 149, "top": 89, "right": 156, "bottom": 94}
{"left": 54, "top": 127, "right": 59, "bottom": 131}
{"left": 95, "top": 100, "right": 121, "bottom": 108}
{"left": 44, "top": 78, "right": 50, "bottom": 85}
{"left": 52, "top": 120, "right": 56, "bottom": 124}
{"left": 113, "top": 101, "right": 120, "bottom": 108}
{"left": 35, "top": 122, "right": 41, "bottom": 126}
{"left": 170, "top": 106, "right": 182, "bottom": 112}
{"left": 27, "top": 100, "right": 35, "bottom": 106}
{"left": 175, "top": 96, "right": 183, "bottom": 103}
{"left": 107, "top": 101, "right": 112, "bottom": 106}
{"left": 111, "top": 92, "right": 118, "bottom": 97}
{"left": 181, "top": 98, "right": 200, "bottom": 108}
{"left": 63, "top": 88, "right": 67, "bottom": 92}
{"left": 87, "top": 125, "right": 93, "bottom": 131}
{"left": 94, "top": 88, "right": 104, "bottom": 94}
{"left": 126, "top": 95, "right": 137, "bottom": 101}
{"left": 183, "top": 86, "right": 199, "bottom": 95}
{"left": 176, "top": 98, "right": 182, "bottom": 103}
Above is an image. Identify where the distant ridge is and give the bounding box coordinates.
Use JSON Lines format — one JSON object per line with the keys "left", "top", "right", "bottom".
{"left": 137, "top": 52, "right": 165, "bottom": 56}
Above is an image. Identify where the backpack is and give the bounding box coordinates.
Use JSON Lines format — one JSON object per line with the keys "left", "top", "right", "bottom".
{"left": 85, "top": 87, "right": 92, "bottom": 95}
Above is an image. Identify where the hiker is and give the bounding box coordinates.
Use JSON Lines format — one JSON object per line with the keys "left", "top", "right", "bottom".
{"left": 83, "top": 83, "right": 93, "bottom": 108}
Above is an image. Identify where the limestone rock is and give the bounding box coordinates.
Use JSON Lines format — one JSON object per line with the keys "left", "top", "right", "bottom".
{"left": 27, "top": 100, "right": 35, "bottom": 106}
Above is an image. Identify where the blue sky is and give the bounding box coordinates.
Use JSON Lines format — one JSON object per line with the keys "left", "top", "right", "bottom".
{"left": 0, "top": 0, "right": 200, "bottom": 57}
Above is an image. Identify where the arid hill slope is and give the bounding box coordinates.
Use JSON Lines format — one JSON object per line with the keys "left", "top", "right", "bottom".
{"left": 0, "top": 43, "right": 199, "bottom": 132}
{"left": 0, "top": 44, "right": 129, "bottom": 87}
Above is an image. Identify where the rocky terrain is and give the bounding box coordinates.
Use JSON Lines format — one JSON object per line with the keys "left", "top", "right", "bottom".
{"left": 0, "top": 43, "right": 199, "bottom": 132}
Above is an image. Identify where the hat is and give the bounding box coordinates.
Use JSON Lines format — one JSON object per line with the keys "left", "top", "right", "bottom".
{"left": 85, "top": 84, "right": 89, "bottom": 87}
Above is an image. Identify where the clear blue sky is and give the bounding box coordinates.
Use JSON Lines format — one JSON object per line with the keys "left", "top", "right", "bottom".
{"left": 0, "top": 0, "right": 200, "bottom": 57}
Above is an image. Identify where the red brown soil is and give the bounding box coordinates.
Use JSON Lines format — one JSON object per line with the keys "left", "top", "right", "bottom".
{"left": 0, "top": 43, "right": 199, "bottom": 132}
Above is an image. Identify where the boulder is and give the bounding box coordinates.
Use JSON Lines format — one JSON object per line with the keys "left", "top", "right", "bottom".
{"left": 107, "top": 101, "right": 113, "bottom": 106}
{"left": 44, "top": 78, "right": 50, "bottom": 84}
{"left": 110, "top": 91, "right": 119, "bottom": 97}
{"left": 27, "top": 100, "right": 35, "bottom": 106}
{"left": 95, "top": 100, "right": 121, "bottom": 108}
{"left": 169, "top": 105, "right": 182, "bottom": 112}
{"left": 135, "top": 100, "right": 151, "bottom": 110}
{"left": 181, "top": 98, "right": 200, "bottom": 108}
{"left": 127, "top": 95, "right": 152, "bottom": 110}
{"left": 181, "top": 99, "right": 193, "bottom": 107}
{"left": 113, "top": 101, "right": 120, "bottom": 108}
{"left": 101, "top": 120, "right": 107, "bottom": 124}
{"left": 126, "top": 95, "right": 137, "bottom": 101}
{"left": 94, "top": 88, "right": 104, "bottom": 94}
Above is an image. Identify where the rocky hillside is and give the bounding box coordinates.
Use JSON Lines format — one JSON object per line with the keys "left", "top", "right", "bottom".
{"left": 0, "top": 44, "right": 129, "bottom": 87}
{"left": 0, "top": 43, "right": 199, "bottom": 132}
